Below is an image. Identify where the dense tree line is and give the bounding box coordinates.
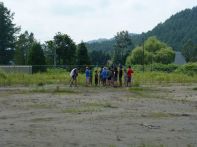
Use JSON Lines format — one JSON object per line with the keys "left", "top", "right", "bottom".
{"left": 0, "top": 2, "right": 92, "bottom": 71}
{"left": 89, "top": 50, "right": 110, "bottom": 65}
{"left": 86, "top": 39, "right": 115, "bottom": 53}
{"left": 0, "top": 2, "right": 196, "bottom": 71}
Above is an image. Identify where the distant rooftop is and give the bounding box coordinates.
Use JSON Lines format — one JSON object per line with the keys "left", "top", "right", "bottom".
{"left": 174, "top": 51, "right": 186, "bottom": 65}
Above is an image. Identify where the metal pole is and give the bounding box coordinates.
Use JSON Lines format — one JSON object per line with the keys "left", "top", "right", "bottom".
{"left": 54, "top": 47, "right": 56, "bottom": 67}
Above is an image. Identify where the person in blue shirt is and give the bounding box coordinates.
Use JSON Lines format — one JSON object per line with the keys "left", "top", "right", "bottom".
{"left": 101, "top": 67, "right": 107, "bottom": 86}
{"left": 85, "top": 67, "right": 90, "bottom": 86}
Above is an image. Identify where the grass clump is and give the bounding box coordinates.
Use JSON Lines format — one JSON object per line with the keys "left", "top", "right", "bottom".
{"left": 62, "top": 101, "right": 117, "bottom": 114}
{"left": 129, "top": 87, "right": 144, "bottom": 91}
{"left": 29, "top": 103, "right": 55, "bottom": 109}
{"left": 31, "top": 86, "right": 77, "bottom": 94}
{"left": 31, "top": 117, "right": 54, "bottom": 122}
{"left": 148, "top": 112, "right": 171, "bottom": 118}
{"left": 85, "top": 101, "right": 118, "bottom": 108}
{"left": 62, "top": 106, "right": 101, "bottom": 114}
{"left": 193, "top": 87, "right": 197, "bottom": 91}
{"left": 136, "top": 144, "right": 165, "bottom": 147}
{"left": 0, "top": 69, "right": 7, "bottom": 79}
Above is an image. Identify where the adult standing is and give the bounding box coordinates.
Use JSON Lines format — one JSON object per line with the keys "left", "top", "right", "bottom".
{"left": 69, "top": 68, "right": 78, "bottom": 87}
{"left": 119, "top": 65, "right": 123, "bottom": 87}
{"left": 99, "top": 67, "right": 103, "bottom": 86}
{"left": 113, "top": 66, "right": 118, "bottom": 87}
{"left": 123, "top": 68, "right": 127, "bottom": 87}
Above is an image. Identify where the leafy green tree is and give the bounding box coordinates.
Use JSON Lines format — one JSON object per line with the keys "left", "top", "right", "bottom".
{"left": 0, "top": 2, "right": 20, "bottom": 64}
{"left": 113, "top": 31, "right": 133, "bottom": 64}
{"left": 14, "top": 31, "right": 35, "bottom": 65}
{"left": 53, "top": 32, "right": 76, "bottom": 65}
{"left": 76, "top": 42, "right": 90, "bottom": 65}
{"left": 144, "top": 36, "right": 167, "bottom": 52}
{"left": 126, "top": 36, "right": 175, "bottom": 65}
{"left": 182, "top": 40, "right": 197, "bottom": 62}
{"left": 28, "top": 42, "right": 46, "bottom": 72}
{"left": 155, "top": 48, "right": 175, "bottom": 64}
{"left": 126, "top": 46, "right": 150, "bottom": 65}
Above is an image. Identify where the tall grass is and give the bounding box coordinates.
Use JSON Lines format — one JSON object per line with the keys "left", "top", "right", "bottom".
{"left": 133, "top": 71, "right": 197, "bottom": 85}
{"left": 0, "top": 67, "right": 196, "bottom": 86}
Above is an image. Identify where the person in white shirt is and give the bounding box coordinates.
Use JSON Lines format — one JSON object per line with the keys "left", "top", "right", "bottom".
{"left": 69, "top": 68, "right": 78, "bottom": 87}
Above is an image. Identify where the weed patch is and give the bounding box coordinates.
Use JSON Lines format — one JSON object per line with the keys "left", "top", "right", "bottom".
{"left": 193, "top": 87, "right": 197, "bottom": 90}
{"left": 62, "top": 106, "right": 101, "bottom": 114}
{"left": 31, "top": 117, "right": 54, "bottom": 122}
{"left": 29, "top": 103, "right": 56, "bottom": 109}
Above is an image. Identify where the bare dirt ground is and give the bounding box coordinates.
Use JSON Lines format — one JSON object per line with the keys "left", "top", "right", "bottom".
{"left": 0, "top": 84, "right": 197, "bottom": 147}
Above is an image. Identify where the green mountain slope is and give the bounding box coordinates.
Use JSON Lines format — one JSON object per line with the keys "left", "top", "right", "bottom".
{"left": 145, "top": 6, "right": 197, "bottom": 51}
{"left": 87, "top": 6, "right": 197, "bottom": 52}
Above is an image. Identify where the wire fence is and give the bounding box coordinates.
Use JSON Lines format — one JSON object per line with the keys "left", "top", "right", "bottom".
{"left": 0, "top": 64, "right": 197, "bottom": 74}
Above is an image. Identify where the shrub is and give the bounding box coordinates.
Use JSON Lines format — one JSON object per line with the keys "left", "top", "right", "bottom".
{"left": 151, "top": 64, "right": 179, "bottom": 72}
{"left": 176, "top": 62, "right": 197, "bottom": 75}
{"left": 0, "top": 69, "right": 7, "bottom": 79}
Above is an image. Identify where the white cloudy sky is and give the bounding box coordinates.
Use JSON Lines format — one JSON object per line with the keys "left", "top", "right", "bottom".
{"left": 1, "top": 0, "right": 197, "bottom": 43}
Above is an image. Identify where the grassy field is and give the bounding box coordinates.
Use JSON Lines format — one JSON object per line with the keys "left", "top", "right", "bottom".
{"left": 0, "top": 67, "right": 197, "bottom": 86}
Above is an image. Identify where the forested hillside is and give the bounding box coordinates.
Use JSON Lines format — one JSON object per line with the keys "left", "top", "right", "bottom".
{"left": 145, "top": 6, "right": 197, "bottom": 51}
{"left": 86, "top": 39, "right": 115, "bottom": 53}
{"left": 87, "top": 6, "right": 197, "bottom": 52}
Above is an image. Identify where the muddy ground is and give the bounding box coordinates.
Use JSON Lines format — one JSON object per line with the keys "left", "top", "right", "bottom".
{"left": 0, "top": 84, "right": 197, "bottom": 147}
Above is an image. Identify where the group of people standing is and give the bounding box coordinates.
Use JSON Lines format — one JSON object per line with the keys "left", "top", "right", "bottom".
{"left": 70, "top": 65, "right": 134, "bottom": 87}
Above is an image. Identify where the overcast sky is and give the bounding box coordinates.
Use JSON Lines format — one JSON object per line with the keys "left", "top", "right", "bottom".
{"left": 1, "top": 0, "right": 197, "bottom": 43}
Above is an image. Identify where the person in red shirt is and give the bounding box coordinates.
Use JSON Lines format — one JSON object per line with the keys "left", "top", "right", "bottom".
{"left": 127, "top": 66, "right": 134, "bottom": 87}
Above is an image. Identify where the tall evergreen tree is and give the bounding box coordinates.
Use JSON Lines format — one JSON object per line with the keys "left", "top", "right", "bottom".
{"left": 77, "top": 42, "right": 90, "bottom": 65}
{"left": 0, "top": 2, "right": 20, "bottom": 64}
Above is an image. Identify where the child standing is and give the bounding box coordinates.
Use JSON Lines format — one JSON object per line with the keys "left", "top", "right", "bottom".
{"left": 119, "top": 66, "right": 123, "bottom": 87}
{"left": 85, "top": 67, "right": 90, "bottom": 86}
{"left": 95, "top": 70, "right": 98, "bottom": 86}
{"left": 127, "top": 66, "right": 134, "bottom": 87}
{"left": 123, "top": 68, "right": 127, "bottom": 87}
